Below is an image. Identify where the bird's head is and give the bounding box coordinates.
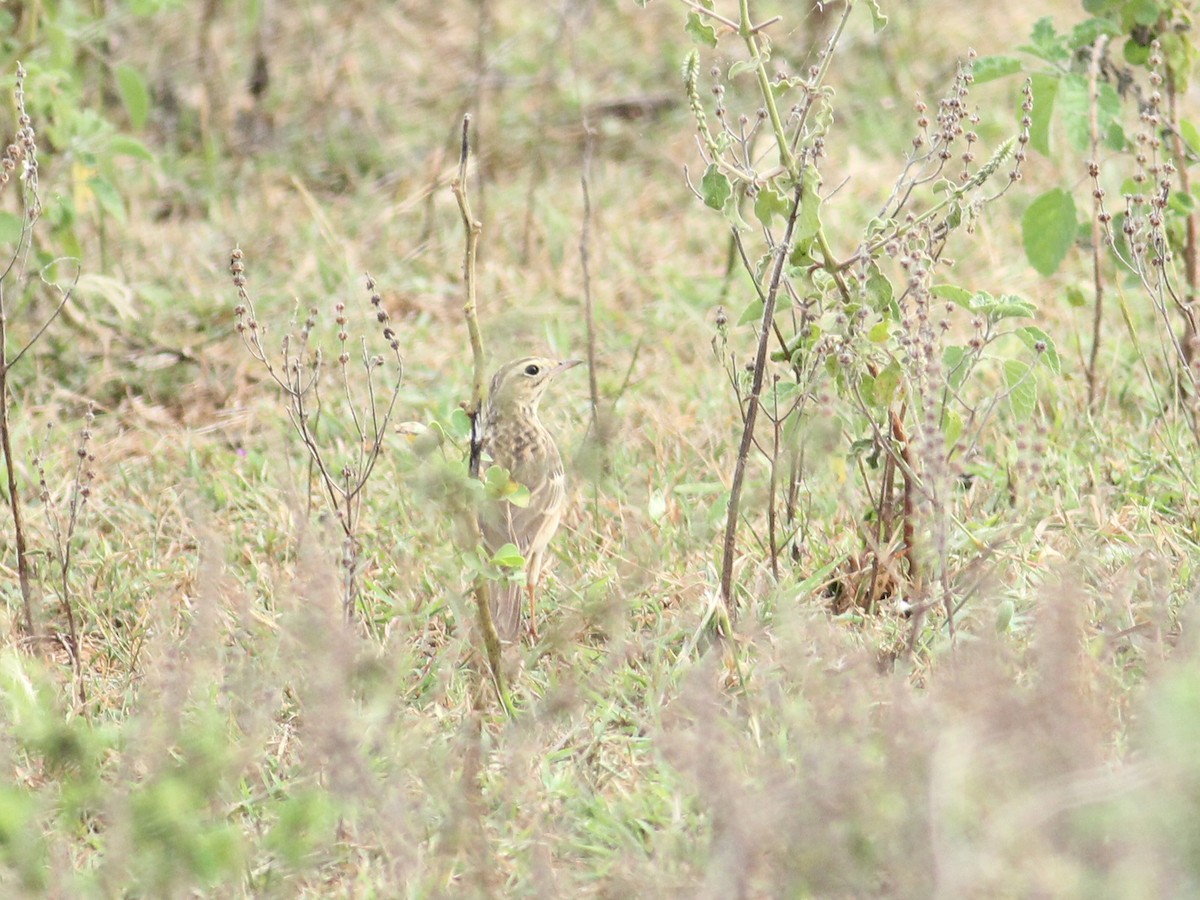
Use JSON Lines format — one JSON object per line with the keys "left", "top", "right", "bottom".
{"left": 487, "top": 356, "right": 582, "bottom": 416}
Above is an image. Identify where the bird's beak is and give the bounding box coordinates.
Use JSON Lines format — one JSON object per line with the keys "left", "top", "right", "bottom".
{"left": 554, "top": 359, "right": 584, "bottom": 374}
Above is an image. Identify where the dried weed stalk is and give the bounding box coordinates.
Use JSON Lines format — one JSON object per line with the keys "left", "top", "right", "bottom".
{"left": 228, "top": 249, "right": 403, "bottom": 620}
{"left": 0, "top": 63, "right": 79, "bottom": 640}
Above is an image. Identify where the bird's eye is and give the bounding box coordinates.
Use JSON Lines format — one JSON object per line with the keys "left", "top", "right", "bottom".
{"left": 524, "top": 364, "right": 540, "bottom": 376}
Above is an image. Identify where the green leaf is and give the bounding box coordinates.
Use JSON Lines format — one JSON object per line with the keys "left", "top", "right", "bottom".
{"left": 982, "top": 293, "right": 1038, "bottom": 321}
{"left": 484, "top": 464, "right": 506, "bottom": 488}
{"left": 932, "top": 284, "right": 973, "bottom": 308}
{"left": 794, "top": 166, "right": 823, "bottom": 250}
{"left": 1021, "top": 16, "right": 1069, "bottom": 63}
{"left": 723, "top": 197, "right": 753, "bottom": 233}
{"left": 1022, "top": 188, "right": 1077, "bottom": 275}
{"left": 448, "top": 406, "right": 472, "bottom": 439}
{"left": 1182, "top": 119, "right": 1200, "bottom": 157}
{"left": 490, "top": 543, "right": 525, "bottom": 569}
{"left": 867, "top": 321, "right": 889, "bottom": 343}
{"left": 1128, "top": 0, "right": 1161, "bottom": 27}
{"left": 864, "top": 0, "right": 887, "bottom": 33}
{"left": 114, "top": 64, "right": 151, "bottom": 130}
{"left": 942, "top": 407, "right": 964, "bottom": 449}
{"left": 1028, "top": 73, "right": 1058, "bottom": 156}
{"left": 1015, "top": 325, "right": 1061, "bottom": 374}
{"left": 943, "top": 345, "right": 969, "bottom": 390}
{"left": 0, "top": 211, "right": 24, "bottom": 245}
{"left": 1065, "top": 284, "right": 1087, "bottom": 308}
{"left": 864, "top": 262, "right": 895, "bottom": 316}
{"left": 1003, "top": 359, "right": 1037, "bottom": 420}
{"left": 1057, "top": 74, "right": 1121, "bottom": 152}
{"left": 737, "top": 298, "right": 764, "bottom": 325}
{"left": 108, "top": 134, "right": 155, "bottom": 161}
{"left": 972, "top": 55, "right": 1023, "bottom": 84}
{"left": 872, "top": 360, "right": 902, "bottom": 407}
{"left": 701, "top": 164, "right": 732, "bottom": 210}
{"left": 90, "top": 176, "right": 127, "bottom": 223}
{"left": 685, "top": 11, "right": 718, "bottom": 47}
{"left": 1124, "top": 39, "right": 1151, "bottom": 67}
{"left": 1069, "top": 16, "right": 1120, "bottom": 50}
{"left": 729, "top": 57, "right": 764, "bottom": 80}
{"left": 753, "top": 186, "right": 791, "bottom": 228}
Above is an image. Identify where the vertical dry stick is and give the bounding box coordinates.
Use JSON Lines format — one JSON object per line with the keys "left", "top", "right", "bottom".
{"left": 0, "top": 350, "right": 33, "bottom": 637}
{"left": 470, "top": 0, "right": 492, "bottom": 227}
{"left": 719, "top": 180, "right": 805, "bottom": 621}
{"left": 579, "top": 123, "right": 603, "bottom": 452}
{"left": 451, "top": 115, "right": 510, "bottom": 711}
{"left": 1086, "top": 36, "right": 1109, "bottom": 409}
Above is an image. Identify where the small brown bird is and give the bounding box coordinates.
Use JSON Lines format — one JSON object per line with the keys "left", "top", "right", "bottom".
{"left": 480, "top": 356, "right": 581, "bottom": 641}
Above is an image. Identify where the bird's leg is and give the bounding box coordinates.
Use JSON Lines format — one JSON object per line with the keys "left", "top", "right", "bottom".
{"left": 525, "top": 576, "right": 539, "bottom": 639}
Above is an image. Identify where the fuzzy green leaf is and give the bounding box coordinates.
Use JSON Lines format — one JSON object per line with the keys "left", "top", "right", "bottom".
{"left": 1016, "top": 325, "right": 1062, "bottom": 374}
{"left": 108, "top": 134, "right": 155, "bottom": 162}
{"left": 753, "top": 186, "right": 791, "bottom": 227}
{"left": 972, "top": 55, "right": 1023, "bottom": 84}
{"left": 1022, "top": 188, "right": 1077, "bottom": 275}
{"left": 490, "top": 543, "right": 526, "bottom": 569}
{"left": 1029, "top": 73, "right": 1058, "bottom": 156}
{"left": 114, "top": 64, "right": 151, "bottom": 130}
{"left": 932, "top": 284, "right": 973, "bottom": 308}
{"left": 1058, "top": 74, "right": 1122, "bottom": 152}
{"left": 90, "top": 177, "right": 127, "bottom": 223}
{"left": 449, "top": 407, "right": 472, "bottom": 439}
{"left": 1003, "top": 360, "right": 1037, "bottom": 421}
{"left": 871, "top": 360, "right": 902, "bottom": 407}
{"left": 794, "top": 167, "right": 823, "bottom": 250}
{"left": 942, "top": 407, "right": 964, "bottom": 449}
{"left": 943, "top": 345, "right": 969, "bottom": 390}
{"left": 701, "top": 165, "right": 732, "bottom": 210}
{"left": 864, "top": 0, "right": 888, "bottom": 32}
{"left": 685, "top": 11, "right": 718, "bottom": 48}
{"left": 737, "top": 298, "right": 764, "bottom": 325}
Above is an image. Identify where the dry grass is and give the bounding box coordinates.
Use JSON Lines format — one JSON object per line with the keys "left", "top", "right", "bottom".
{"left": 2, "top": 0, "right": 1200, "bottom": 895}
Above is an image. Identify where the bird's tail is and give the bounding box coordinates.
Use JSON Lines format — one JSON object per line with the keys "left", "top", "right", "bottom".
{"left": 489, "top": 580, "right": 522, "bottom": 642}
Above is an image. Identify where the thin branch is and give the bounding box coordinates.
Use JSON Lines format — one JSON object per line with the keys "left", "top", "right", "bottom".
{"left": 1086, "top": 36, "right": 1109, "bottom": 409}
{"left": 719, "top": 176, "right": 806, "bottom": 621}
{"left": 451, "top": 114, "right": 510, "bottom": 713}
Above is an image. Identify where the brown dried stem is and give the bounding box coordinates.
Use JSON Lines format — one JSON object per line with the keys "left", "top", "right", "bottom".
{"left": 451, "top": 114, "right": 511, "bottom": 714}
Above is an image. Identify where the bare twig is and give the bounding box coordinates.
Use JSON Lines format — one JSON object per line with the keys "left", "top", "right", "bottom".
{"left": 719, "top": 177, "right": 806, "bottom": 621}
{"left": 580, "top": 122, "right": 604, "bottom": 460}
{"left": 1086, "top": 35, "right": 1109, "bottom": 409}
{"left": 451, "top": 114, "right": 510, "bottom": 711}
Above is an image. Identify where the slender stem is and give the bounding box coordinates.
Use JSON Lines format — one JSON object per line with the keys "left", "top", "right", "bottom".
{"left": 453, "top": 116, "right": 487, "bottom": 476}
{"left": 0, "top": 362, "right": 34, "bottom": 637}
{"left": 719, "top": 179, "right": 806, "bottom": 619}
{"left": 1167, "top": 64, "right": 1199, "bottom": 375}
{"left": 580, "top": 124, "right": 603, "bottom": 453}
{"left": 452, "top": 114, "right": 510, "bottom": 710}
{"left": 737, "top": 0, "right": 795, "bottom": 175}
{"left": 1086, "top": 36, "right": 1108, "bottom": 409}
